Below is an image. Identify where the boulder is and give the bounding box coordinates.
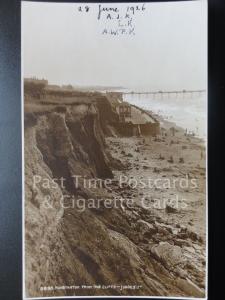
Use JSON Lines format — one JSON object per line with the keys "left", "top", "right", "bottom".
{"left": 176, "top": 278, "right": 205, "bottom": 298}
{"left": 184, "top": 246, "right": 196, "bottom": 254}
{"left": 150, "top": 242, "right": 185, "bottom": 268}
{"left": 166, "top": 204, "right": 179, "bottom": 213}
{"left": 174, "top": 266, "right": 188, "bottom": 279}
{"left": 192, "top": 243, "right": 202, "bottom": 251}
{"left": 137, "top": 219, "right": 157, "bottom": 235}
{"left": 174, "top": 239, "right": 192, "bottom": 247}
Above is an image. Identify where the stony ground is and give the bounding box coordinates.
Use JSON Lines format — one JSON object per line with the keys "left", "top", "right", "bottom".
{"left": 104, "top": 120, "right": 206, "bottom": 294}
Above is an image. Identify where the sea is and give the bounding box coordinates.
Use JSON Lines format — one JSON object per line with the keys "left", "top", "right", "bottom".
{"left": 122, "top": 92, "right": 207, "bottom": 141}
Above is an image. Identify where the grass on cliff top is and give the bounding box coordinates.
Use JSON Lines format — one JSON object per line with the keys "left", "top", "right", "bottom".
{"left": 24, "top": 96, "right": 93, "bottom": 114}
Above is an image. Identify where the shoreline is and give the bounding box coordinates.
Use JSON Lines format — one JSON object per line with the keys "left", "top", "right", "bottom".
{"left": 123, "top": 93, "right": 207, "bottom": 141}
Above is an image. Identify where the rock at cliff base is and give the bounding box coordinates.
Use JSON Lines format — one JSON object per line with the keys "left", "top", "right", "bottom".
{"left": 175, "top": 278, "right": 205, "bottom": 298}
{"left": 150, "top": 242, "right": 184, "bottom": 268}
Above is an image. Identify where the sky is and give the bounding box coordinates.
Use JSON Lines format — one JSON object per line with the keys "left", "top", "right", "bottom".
{"left": 22, "top": 1, "right": 207, "bottom": 91}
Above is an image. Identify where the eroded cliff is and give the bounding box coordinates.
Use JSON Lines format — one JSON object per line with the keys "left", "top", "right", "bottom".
{"left": 24, "top": 97, "right": 205, "bottom": 298}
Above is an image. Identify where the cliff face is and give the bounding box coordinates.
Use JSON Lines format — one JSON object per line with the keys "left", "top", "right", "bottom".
{"left": 24, "top": 98, "right": 204, "bottom": 298}
{"left": 25, "top": 101, "right": 123, "bottom": 297}
{"left": 35, "top": 105, "right": 113, "bottom": 193}
{"left": 25, "top": 125, "right": 64, "bottom": 294}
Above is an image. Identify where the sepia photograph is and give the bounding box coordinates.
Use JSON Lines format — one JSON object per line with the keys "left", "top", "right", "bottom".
{"left": 22, "top": 1, "right": 207, "bottom": 298}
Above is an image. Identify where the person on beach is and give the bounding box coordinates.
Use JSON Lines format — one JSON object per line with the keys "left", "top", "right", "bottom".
{"left": 201, "top": 150, "right": 204, "bottom": 160}
{"left": 170, "top": 127, "right": 175, "bottom": 136}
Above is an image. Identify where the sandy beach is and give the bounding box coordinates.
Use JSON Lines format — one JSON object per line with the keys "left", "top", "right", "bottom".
{"left": 105, "top": 115, "right": 206, "bottom": 291}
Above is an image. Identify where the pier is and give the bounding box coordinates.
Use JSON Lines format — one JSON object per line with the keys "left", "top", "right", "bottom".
{"left": 123, "top": 89, "right": 206, "bottom": 99}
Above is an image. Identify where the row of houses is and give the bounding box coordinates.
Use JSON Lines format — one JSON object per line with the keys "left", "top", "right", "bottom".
{"left": 24, "top": 78, "right": 88, "bottom": 99}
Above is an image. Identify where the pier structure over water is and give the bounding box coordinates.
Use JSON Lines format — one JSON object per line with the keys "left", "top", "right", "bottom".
{"left": 123, "top": 89, "right": 206, "bottom": 99}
